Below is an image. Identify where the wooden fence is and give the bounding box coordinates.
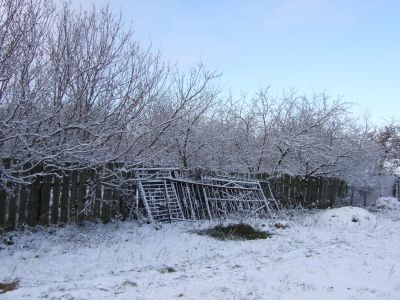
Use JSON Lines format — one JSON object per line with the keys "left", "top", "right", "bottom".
{"left": 1, "top": 163, "right": 349, "bottom": 230}
{"left": 258, "top": 174, "right": 348, "bottom": 209}
{"left": 0, "top": 162, "right": 137, "bottom": 231}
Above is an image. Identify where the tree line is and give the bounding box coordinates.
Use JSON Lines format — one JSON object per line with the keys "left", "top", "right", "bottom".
{"left": 0, "top": 0, "right": 396, "bottom": 191}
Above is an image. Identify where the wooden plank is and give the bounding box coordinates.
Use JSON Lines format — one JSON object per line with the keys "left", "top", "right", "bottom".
{"left": 112, "top": 188, "right": 121, "bottom": 220}
{"left": 51, "top": 175, "right": 61, "bottom": 224}
{"left": 85, "top": 168, "right": 96, "bottom": 220}
{"left": 59, "top": 172, "right": 70, "bottom": 223}
{"left": 7, "top": 185, "right": 18, "bottom": 230}
{"left": 28, "top": 175, "right": 41, "bottom": 227}
{"left": 287, "top": 176, "right": 293, "bottom": 207}
{"left": 0, "top": 159, "right": 11, "bottom": 228}
{"left": 17, "top": 162, "right": 31, "bottom": 226}
{"left": 119, "top": 191, "right": 129, "bottom": 220}
{"left": 0, "top": 186, "right": 7, "bottom": 227}
{"left": 317, "top": 178, "right": 323, "bottom": 208}
{"left": 77, "top": 169, "right": 87, "bottom": 222}
{"left": 93, "top": 170, "right": 102, "bottom": 221}
{"left": 320, "top": 178, "right": 327, "bottom": 207}
{"left": 39, "top": 174, "right": 51, "bottom": 225}
{"left": 18, "top": 185, "right": 28, "bottom": 226}
{"left": 102, "top": 164, "right": 116, "bottom": 223}
{"left": 101, "top": 184, "right": 112, "bottom": 223}
{"left": 307, "top": 177, "right": 314, "bottom": 207}
{"left": 4, "top": 177, "right": 17, "bottom": 230}
{"left": 285, "top": 174, "right": 291, "bottom": 206}
{"left": 120, "top": 171, "right": 133, "bottom": 220}
{"left": 119, "top": 170, "right": 131, "bottom": 220}
{"left": 69, "top": 170, "right": 78, "bottom": 221}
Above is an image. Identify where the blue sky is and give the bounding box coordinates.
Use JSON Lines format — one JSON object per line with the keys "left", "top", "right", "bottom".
{"left": 73, "top": 0, "right": 400, "bottom": 124}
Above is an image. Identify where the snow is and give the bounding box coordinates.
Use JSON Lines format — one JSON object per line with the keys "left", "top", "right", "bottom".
{"left": 1, "top": 208, "right": 400, "bottom": 300}
{"left": 314, "top": 206, "right": 377, "bottom": 229}
{"left": 383, "top": 159, "right": 400, "bottom": 176}
{"left": 375, "top": 197, "right": 400, "bottom": 210}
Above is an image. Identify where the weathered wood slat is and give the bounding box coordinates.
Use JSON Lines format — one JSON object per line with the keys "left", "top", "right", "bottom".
{"left": 69, "top": 170, "right": 78, "bottom": 221}
{"left": 60, "top": 172, "right": 70, "bottom": 223}
{"left": 85, "top": 168, "right": 96, "bottom": 220}
{"left": 40, "top": 175, "right": 52, "bottom": 225}
{"left": 101, "top": 164, "right": 113, "bottom": 223}
{"left": 28, "top": 175, "right": 41, "bottom": 227}
{"left": 101, "top": 187, "right": 112, "bottom": 223}
{"left": 51, "top": 175, "right": 61, "bottom": 224}
{"left": 18, "top": 185, "right": 28, "bottom": 226}
{"left": 77, "top": 169, "right": 87, "bottom": 223}
{"left": 112, "top": 188, "right": 120, "bottom": 219}
{"left": 93, "top": 170, "right": 102, "bottom": 221}
{"left": 7, "top": 186, "right": 17, "bottom": 230}
{"left": 0, "top": 187, "right": 7, "bottom": 227}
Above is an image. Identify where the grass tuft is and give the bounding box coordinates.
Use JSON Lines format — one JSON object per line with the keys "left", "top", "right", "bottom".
{"left": 0, "top": 278, "right": 20, "bottom": 294}
{"left": 159, "top": 266, "right": 176, "bottom": 274}
{"left": 196, "top": 223, "right": 271, "bottom": 241}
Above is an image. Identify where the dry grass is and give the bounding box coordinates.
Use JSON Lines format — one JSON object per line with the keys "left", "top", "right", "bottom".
{"left": 274, "top": 222, "right": 289, "bottom": 229}
{"left": 0, "top": 278, "right": 20, "bottom": 294}
{"left": 196, "top": 223, "right": 271, "bottom": 241}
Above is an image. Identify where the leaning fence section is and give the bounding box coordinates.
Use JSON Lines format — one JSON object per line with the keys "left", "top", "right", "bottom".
{"left": 133, "top": 169, "right": 274, "bottom": 223}
{"left": 172, "top": 176, "right": 275, "bottom": 221}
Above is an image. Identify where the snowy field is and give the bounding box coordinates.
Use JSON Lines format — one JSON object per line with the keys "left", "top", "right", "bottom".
{"left": 1, "top": 199, "right": 400, "bottom": 300}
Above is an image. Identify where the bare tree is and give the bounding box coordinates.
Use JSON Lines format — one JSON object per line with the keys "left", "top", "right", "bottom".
{"left": 0, "top": 1, "right": 223, "bottom": 187}
{"left": 167, "top": 64, "right": 220, "bottom": 168}
{"left": 0, "top": 0, "right": 385, "bottom": 193}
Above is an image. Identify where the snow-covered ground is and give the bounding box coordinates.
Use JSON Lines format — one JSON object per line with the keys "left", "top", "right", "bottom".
{"left": 375, "top": 197, "right": 400, "bottom": 210}
{"left": 1, "top": 203, "right": 400, "bottom": 300}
